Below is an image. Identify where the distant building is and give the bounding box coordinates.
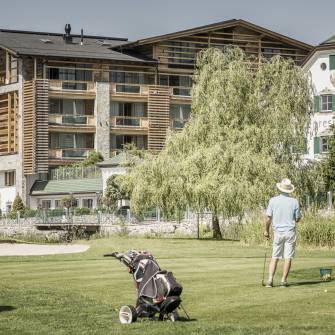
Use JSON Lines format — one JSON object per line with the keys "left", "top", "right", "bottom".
{"left": 303, "top": 36, "right": 335, "bottom": 159}
{"left": 0, "top": 20, "right": 312, "bottom": 210}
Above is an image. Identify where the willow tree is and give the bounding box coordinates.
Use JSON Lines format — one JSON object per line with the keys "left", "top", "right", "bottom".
{"left": 121, "top": 47, "right": 312, "bottom": 238}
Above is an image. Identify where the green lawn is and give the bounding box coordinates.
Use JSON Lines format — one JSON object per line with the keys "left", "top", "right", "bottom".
{"left": 0, "top": 238, "right": 334, "bottom": 335}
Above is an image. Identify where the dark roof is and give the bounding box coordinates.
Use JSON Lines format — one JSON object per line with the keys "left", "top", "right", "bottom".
{"left": 31, "top": 178, "right": 102, "bottom": 196}
{"left": 116, "top": 19, "right": 312, "bottom": 51}
{"left": 0, "top": 29, "right": 157, "bottom": 63}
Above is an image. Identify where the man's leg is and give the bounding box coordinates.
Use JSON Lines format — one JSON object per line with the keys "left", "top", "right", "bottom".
{"left": 268, "top": 257, "right": 279, "bottom": 283}
{"left": 281, "top": 259, "right": 292, "bottom": 283}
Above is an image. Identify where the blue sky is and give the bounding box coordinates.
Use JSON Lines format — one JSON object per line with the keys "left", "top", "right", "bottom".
{"left": 0, "top": 0, "right": 334, "bottom": 45}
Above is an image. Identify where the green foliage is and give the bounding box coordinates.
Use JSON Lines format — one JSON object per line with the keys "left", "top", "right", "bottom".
{"left": 298, "top": 213, "right": 335, "bottom": 248}
{"left": 103, "top": 175, "right": 128, "bottom": 212}
{"left": 121, "top": 47, "right": 313, "bottom": 238}
{"left": 60, "top": 195, "right": 77, "bottom": 209}
{"left": 10, "top": 194, "right": 25, "bottom": 218}
{"left": 321, "top": 123, "right": 335, "bottom": 192}
{"left": 82, "top": 151, "right": 104, "bottom": 167}
{"left": 74, "top": 207, "right": 91, "bottom": 216}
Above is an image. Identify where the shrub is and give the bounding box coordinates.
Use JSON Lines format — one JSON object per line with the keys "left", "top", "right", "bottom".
{"left": 298, "top": 213, "right": 335, "bottom": 248}
{"left": 23, "top": 208, "right": 38, "bottom": 218}
{"left": 74, "top": 207, "right": 91, "bottom": 216}
{"left": 10, "top": 194, "right": 25, "bottom": 218}
{"left": 60, "top": 195, "right": 77, "bottom": 209}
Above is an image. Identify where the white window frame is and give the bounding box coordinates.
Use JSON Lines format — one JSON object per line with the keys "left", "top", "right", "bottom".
{"left": 321, "top": 95, "right": 332, "bottom": 112}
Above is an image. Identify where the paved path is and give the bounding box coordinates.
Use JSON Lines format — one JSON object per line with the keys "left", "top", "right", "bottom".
{"left": 0, "top": 243, "right": 90, "bottom": 256}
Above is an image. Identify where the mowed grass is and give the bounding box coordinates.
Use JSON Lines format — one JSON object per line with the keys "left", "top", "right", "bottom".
{"left": 0, "top": 238, "right": 334, "bottom": 335}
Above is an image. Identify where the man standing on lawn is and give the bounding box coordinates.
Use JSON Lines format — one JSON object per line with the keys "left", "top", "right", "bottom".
{"left": 264, "top": 178, "right": 301, "bottom": 288}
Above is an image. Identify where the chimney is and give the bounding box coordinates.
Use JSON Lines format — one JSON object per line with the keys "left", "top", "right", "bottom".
{"left": 80, "top": 29, "right": 84, "bottom": 45}
{"left": 63, "top": 24, "right": 72, "bottom": 43}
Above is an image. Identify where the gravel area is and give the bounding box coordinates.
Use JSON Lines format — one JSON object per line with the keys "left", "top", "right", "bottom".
{"left": 0, "top": 243, "right": 90, "bottom": 256}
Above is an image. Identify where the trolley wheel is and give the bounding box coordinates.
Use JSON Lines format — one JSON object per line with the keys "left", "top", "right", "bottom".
{"left": 168, "top": 310, "right": 180, "bottom": 322}
{"left": 119, "top": 305, "right": 138, "bottom": 324}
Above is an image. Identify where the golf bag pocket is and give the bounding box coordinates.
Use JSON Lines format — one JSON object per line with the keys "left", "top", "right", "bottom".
{"left": 155, "top": 271, "right": 183, "bottom": 299}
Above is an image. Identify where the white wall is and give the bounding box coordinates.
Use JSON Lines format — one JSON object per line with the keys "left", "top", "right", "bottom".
{"left": 0, "top": 186, "right": 16, "bottom": 212}
{"left": 304, "top": 49, "right": 335, "bottom": 160}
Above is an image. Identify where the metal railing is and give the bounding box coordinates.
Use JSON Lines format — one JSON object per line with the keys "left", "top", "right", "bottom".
{"left": 49, "top": 165, "right": 101, "bottom": 180}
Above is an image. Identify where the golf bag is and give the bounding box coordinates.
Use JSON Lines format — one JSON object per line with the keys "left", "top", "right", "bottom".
{"left": 104, "top": 250, "right": 183, "bottom": 323}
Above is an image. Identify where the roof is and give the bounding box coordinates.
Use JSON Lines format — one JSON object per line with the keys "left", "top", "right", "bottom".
{"left": 321, "top": 35, "right": 335, "bottom": 45}
{"left": 116, "top": 19, "right": 312, "bottom": 51}
{"left": 0, "top": 29, "right": 157, "bottom": 63}
{"left": 30, "top": 178, "right": 102, "bottom": 196}
{"left": 97, "top": 152, "right": 141, "bottom": 167}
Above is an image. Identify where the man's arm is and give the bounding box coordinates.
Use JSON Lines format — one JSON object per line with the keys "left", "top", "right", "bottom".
{"left": 264, "top": 216, "right": 271, "bottom": 240}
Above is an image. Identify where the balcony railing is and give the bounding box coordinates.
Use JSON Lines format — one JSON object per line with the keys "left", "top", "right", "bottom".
{"left": 49, "top": 148, "right": 94, "bottom": 159}
{"left": 0, "top": 71, "right": 18, "bottom": 86}
{"left": 110, "top": 83, "right": 149, "bottom": 96}
{"left": 111, "top": 116, "right": 149, "bottom": 129}
{"left": 49, "top": 80, "right": 95, "bottom": 92}
{"left": 49, "top": 114, "right": 95, "bottom": 126}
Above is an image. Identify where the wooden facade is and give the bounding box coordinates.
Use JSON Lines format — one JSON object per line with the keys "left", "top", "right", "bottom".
{"left": 23, "top": 79, "right": 49, "bottom": 174}
{"left": 0, "top": 91, "right": 18, "bottom": 155}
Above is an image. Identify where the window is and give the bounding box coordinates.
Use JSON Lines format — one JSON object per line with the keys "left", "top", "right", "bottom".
{"left": 82, "top": 198, "right": 93, "bottom": 208}
{"left": 110, "top": 102, "right": 146, "bottom": 117}
{"left": 321, "top": 95, "right": 332, "bottom": 112}
{"left": 49, "top": 133, "right": 94, "bottom": 149}
{"left": 321, "top": 137, "right": 330, "bottom": 153}
{"left": 41, "top": 200, "right": 51, "bottom": 209}
{"left": 111, "top": 135, "right": 147, "bottom": 150}
{"left": 47, "top": 65, "right": 92, "bottom": 81}
{"left": 50, "top": 98, "right": 94, "bottom": 116}
{"left": 170, "top": 104, "right": 191, "bottom": 128}
{"left": 55, "top": 200, "right": 61, "bottom": 208}
{"left": 320, "top": 62, "right": 327, "bottom": 71}
{"left": 5, "top": 171, "right": 15, "bottom": 186}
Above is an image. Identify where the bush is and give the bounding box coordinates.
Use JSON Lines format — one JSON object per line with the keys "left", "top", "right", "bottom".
{"left": 60, "top": 195, "right": 77, "bottom": 209}
{"left": 74, "top": 207, "right": 91, "bottom": 216}
{"left": 298, "top": 213, "right": 335, "bottom": 248}
{"left": 23, "top": 208, "right": 38, "bottom": 218}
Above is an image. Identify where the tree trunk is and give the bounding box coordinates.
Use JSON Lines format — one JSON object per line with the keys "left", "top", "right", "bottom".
{"left": 212, "top": 214, "right": 222, "bottom": 239}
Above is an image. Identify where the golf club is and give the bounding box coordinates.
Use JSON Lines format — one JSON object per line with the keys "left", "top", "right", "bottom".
{"left": 261, "top": 239, "right": 269, "bottom": 286}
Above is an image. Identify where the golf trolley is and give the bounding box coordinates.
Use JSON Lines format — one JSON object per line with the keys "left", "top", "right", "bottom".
{"left": 104, "top": 250, "right": 188, "bottom": 323}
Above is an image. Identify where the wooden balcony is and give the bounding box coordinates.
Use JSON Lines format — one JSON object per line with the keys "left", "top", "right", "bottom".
{"left": 49, "top": 148, "right": 94, "bottom": 160}
{"left": 49, "top": 114, "right": 96, "bottom": 128}
{"left": 49, "top": 80, "right": 95, "bottom": 94}
{"left": 110, "top": 83, "right": 149, "bottom": 96}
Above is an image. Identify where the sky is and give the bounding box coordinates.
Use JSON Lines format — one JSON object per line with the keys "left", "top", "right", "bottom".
{"left": 0, "top": 0, "right": 334, "bottom": 46}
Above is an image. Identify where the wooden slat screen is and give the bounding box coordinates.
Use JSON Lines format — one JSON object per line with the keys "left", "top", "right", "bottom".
{"left": 0, "top": 91, "right": 18, "bottom": 155}
{"left": 148, "top": 85, "right": 170, "bottom": 151}
{"left": 23, "top": 79, "right": 49, "bottom": 175}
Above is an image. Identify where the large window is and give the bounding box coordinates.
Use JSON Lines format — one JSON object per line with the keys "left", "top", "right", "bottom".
{"left": 47, "top": 65, "right": 93, "bottom": 81}
{"left": 4, "top": 171, "right": 15, "bottom": 186}
{"left": 110, "top": 71, "right": 154, "bottom": 85}
{"left": 82, "top": 198, "right": 93, "bottom": 208}
{"left": 170, "top": 104, "right": 191, "bottom": 129}
{"left": 49, "top": 133, "right": 94, "bottom": 149}
{"left": 321, "top": 95, "right": 333, "bottom": 112}
{"left": 111, "top": 102, "right": 147, "bottom": 117}
{"left": 111, "top": 135, "right": 147, "bottom": 150}
{"left": 50, "top": 99, "right": 94, "bottom": 116}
